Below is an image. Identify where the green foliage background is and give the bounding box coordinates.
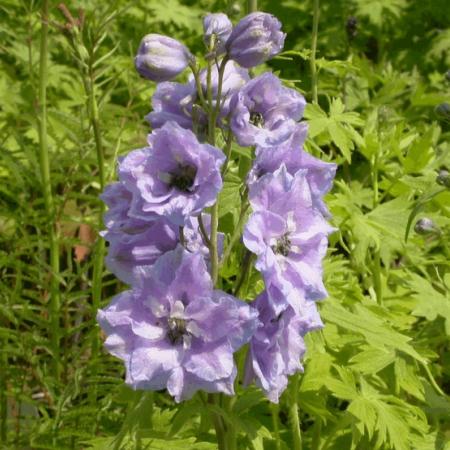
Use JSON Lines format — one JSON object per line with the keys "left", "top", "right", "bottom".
{"left": 0, "top": 0, "right": 449, "bottom": 448}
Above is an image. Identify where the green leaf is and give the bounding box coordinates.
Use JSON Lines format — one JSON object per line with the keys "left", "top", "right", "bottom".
{"left": 403, "top": 126, "right": 436, "bottom": 174}
{"left": 323, "top": 302, "right": 426, "bottom": 363}
{"left": 218, "top": 173, "right": 242, "bottom": 218}
{"left": 408, "top": 273, "right": 450, "bottom": 334}
{"left": 349, "top": 347, "right": 396, "bottom": 374}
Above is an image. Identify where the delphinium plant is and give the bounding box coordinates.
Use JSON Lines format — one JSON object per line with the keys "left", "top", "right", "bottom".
{"left": 97, "top": 6, "right": 336, "bottom": 449}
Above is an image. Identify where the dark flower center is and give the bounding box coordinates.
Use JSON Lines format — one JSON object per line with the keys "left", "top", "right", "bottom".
{"left": 169, "top": 164, "right": 197, "bottom": 192}
{"left": 270, "top": 312, "right": 284, "bottom": 324}
{"left": 249, "top": 111, "right": 264, "bottom": 128}
{"left": 167, "top": 317, "right": 188, "bottom": 345}
{"left": 272, "top": 233, "right": 291, "bottom": 257}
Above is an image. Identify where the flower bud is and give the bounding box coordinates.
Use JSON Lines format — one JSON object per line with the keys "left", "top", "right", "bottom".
{"left": 203, "top": 13, "right": 233, "bottom": 55}
{"left": 436, "top": 169, "right": 450, "bottom": 188}
{"left": 135, "top": 34, "right": 193, "bottom": 82}
{"left": 435, "top": 102, "right": 450, "bottom": 120}
{"left": 226, "top": 12, "right": 285, "bottom": 68}
{"left": 414, "top": 218, "right": 439, "bottom": 236}
{"left": 228, "top": 2, "right": 241, "bottom": 17}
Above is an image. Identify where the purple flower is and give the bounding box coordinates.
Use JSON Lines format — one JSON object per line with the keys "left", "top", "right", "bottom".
{"left": 229, "top": 72, "right": 306, "bottom": 147}
{"left": 226, "top": 12, "right": 285, "bottom": 68}
{"left": 146, "top": 81, "right": 196, "bottom": 130}
{"left": 102, "top": 215, "right": 224, "bottom": 287}
{"left": 146, "top": 61, "right": 249, "bottom": 132}
{"left": 244, "top": 291, "right": 322, "bottom": 402}
{"left": 97, "top": 246, "right": 260, "bottom": 402}
{"left": 243, "top": 166, "right": 334, "bottom": 312}
{"left": 197, "top": 60, "right": 250, "bottom": 120}
{"left": 248, "top": 124, "right": 337, "bottom": 216}
{"left": 118, "top": 121, "right": 225, "bottom": 226}
{"left": 135, "top": 34, "right": 193, "bottom": 82}
{"left": 100, "top": 182, "right": 149, "bottom": 232}
{"left": 203, "top": 13, "right": 233, "bottom": 55}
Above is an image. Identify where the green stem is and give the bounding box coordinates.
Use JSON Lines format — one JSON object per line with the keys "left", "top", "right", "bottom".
{"left": 86, "top": 49, "right": 106, "bottom": 403}
{"left": 209, "top": 395, "right": 228, "bottom": 450}
{"left": 189, "top": 63, "right": 209, "bottom": 111}
{"left": 310, "top": 0, "right": 320, "bottom": 104}
{"left": 311, "top": 418, "right": 322, "bottom": 450}
{"left": 220, "top": 200, "right": 249, "bottom": 268}
{"left": 224, "top": 395, "right": 237, "bottom": 450}
{"left": 247, "top": 0, "right": 257, "bottom": 13}
{"left": 289, "top": 374, "right": 302, "bottom": 450}
{"left": 421, "top": 361, "right": 447, "bottom": 397}
{"left": 210, "top": 203, "right": 220, "bottom": 285}
{"left": 271, "top": 403, "right": 281, "bottom": 450}
{"left": 0, "top": 348, "right": 6, "bottom": 444}
{"left": 203, "top": 37, "right": 231, "bottom": 448}
{"left": 198, "top": 213, "right": 212, "bottom": 248}
{"left": 38, "top": 0, "right": 61, "bottom": 380}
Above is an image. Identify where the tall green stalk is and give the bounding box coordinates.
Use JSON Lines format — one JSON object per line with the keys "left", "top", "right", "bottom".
{"left": 200, "top": 39, "right": 230, "bottom": 449}
{"left": 310, "top": 0, "right": 320, "bottom": 104}
{"left": 38, "top": 0, "right": 61, "bottom": 379}
{"left": 88, "top": 62, "right": 106, "bottom": 368}
{"left": 0, "top": 349, "right": 6, "bottom": 443}
{"left": 271, "top": 403, "right": 281, "bottom": 450}
{"left": 289, "top": 374, "right": 302, "bottom": 450}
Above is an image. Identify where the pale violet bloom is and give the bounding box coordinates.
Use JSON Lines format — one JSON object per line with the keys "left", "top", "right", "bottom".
{"left": 146, "top": 61, "right": 249, "bottom": 132}
{"left": 243, "top": 166, "right": 334, "bottom": 312}
{"left": 118, "top": 121, "right": 225, "bottom": 226}
{"left": 97, "top": 246, "right": 260, "bottom": 402}
{"left": 244, "top": 291, "right": 322, "bottom": 403}
{"left": 102, "top": 215, "right": 224, "bottom": 287}
{"left": 229, "top": 72, "right": 305, "bottom": 147}
{"left": 248, "top": 124, "right": 337, "bottom": 216}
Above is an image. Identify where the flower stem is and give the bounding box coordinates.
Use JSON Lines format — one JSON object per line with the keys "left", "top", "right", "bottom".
{"left": 209, "top": 394, "right": 228, "bottom": 450}
{"left": 38, "top": 0, "right": 61, "bottom": 380}
{"left": 271, "top": 403, "right": 281, "bottom": 450}
{"left": 83, "top": 41, "right": 106, "bottom": 404}
{"left": 289, "top": 374, "right": 302, "bottom": 450}
{"left": 310, "top": 0, "right": 320, "bottom": 104}
{"left": 311, "top": 417, "right": 322, "bottom": 450}
{"left": 247, "top": 0, "right": 258, "bottom": 13}
{"left": 210, "top": 203, "right": 220, "bottom": 285}
{"left": 198, "top": 214, "right": 212, "bottom": 248}
{"left": 203, "top": 36, "right": 233, "bottom": 448}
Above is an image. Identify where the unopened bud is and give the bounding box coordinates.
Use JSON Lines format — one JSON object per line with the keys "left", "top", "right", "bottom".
{"left": 436, "top": 169, "right": 450, "bottom": 188}
{"left": 203, "top": 13, "right": 232, "bottom": 55}
{"left": 414, "top": 218, "right": 439, "bottom": 236}
{"left": 435, "top": 102, "right": 450, "bottom": 119}
{"left": 226, "top": 12, "right": 285, "bottom": 68}
{"left": 135, "top": 34, "right": 193, "bottom": 82}
{"left": 228, "top": 2, "right": 241, "bottom": 17}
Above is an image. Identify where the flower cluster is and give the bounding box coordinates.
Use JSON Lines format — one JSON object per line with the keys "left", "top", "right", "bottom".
{"left": 98, "top": 10, "right": 336, "bottom": 404}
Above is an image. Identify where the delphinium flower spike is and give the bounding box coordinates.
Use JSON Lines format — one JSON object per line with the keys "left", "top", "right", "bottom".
{"left": 98, "top": 8, "right": 336, "bottom": 410}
